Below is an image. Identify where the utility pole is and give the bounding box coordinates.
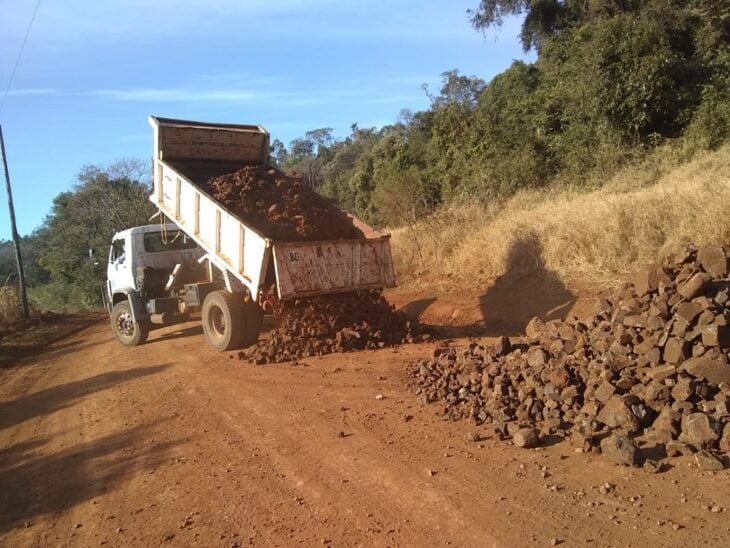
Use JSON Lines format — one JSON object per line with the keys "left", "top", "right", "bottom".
{"left": 0, "top": 124, "right": 29, "bottom": 318}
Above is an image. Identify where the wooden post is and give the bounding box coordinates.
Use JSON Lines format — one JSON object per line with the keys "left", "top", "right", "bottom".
{"left": 0, "top": 124, "right": 30, "bottom": 318}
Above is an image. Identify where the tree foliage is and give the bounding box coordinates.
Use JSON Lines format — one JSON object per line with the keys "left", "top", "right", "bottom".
{"left": 267, "top": 1, "right": 729, "bottom": 227}
{"left": 32, "top": 159, "right": 155, "bottom": 307}
{"left": 0, "top": 236, "right": 49, "bottom": 287}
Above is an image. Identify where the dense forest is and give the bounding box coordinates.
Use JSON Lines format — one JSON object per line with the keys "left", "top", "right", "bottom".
{"left": 2, "top": 0, "right": 729, "bottom": 309}
{"left": 275, "top": 0, "right": 729, "bottom": 226}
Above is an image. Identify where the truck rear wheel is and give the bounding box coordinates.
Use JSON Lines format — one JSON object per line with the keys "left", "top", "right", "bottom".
{"left": 202, "top": 290, "right": 246, "bottom": 351}
{"left": 111, "top": 301, "right": 149, "bottom": 346}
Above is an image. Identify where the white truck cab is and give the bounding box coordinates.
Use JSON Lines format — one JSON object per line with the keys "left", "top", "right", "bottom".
{"left": 107, "top": 224, "right": 203, "bottom": 299}
{"left": 106, "top": 224, "right": 205, "bottom": 346}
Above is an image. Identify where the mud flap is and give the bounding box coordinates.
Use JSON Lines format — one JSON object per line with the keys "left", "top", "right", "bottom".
{"left": 126, "top": 292, "right": 148, "bottom": 323}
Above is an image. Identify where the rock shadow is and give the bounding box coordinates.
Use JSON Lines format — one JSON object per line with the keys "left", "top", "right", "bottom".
{"left": 479, "top": 234, "right": 576, "bottom": 336}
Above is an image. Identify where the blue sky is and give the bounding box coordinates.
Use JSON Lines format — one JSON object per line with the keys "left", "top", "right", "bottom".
{"left": 0, "top": 0, "right": 529, "bottom": 239}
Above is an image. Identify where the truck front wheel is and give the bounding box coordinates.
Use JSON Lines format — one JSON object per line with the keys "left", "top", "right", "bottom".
{"left": 111, "top": 301, "right": 149, "bottom": 346}
{"left": 202, "top": 290, "right": 246, "bottom": 351}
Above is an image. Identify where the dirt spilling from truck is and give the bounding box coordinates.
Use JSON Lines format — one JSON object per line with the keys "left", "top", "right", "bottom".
{"left": 205, "top": 165, "right": 364, "bottom": 242}
{"left": 238, "top": 291, "right": 425, "bottom": 364}
{"left": 207, "top": 166, "right": 411, "bottom": 362}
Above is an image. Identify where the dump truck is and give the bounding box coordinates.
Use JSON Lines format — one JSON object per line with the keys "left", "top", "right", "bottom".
{"left": 105, "top": 117, "right": 396, "bottom": 351}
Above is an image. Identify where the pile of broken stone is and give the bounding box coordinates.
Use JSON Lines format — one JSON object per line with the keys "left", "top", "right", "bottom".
{"left": 408, "top": 244, "right": 730, "bottom": 470}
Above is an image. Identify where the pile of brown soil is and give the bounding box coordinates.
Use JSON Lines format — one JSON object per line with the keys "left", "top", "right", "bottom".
{"left": 239, "top": 291, "right": 425, "bottom": 364}
{"left": 204, "top": 165, "right": 363, "bottom": 242}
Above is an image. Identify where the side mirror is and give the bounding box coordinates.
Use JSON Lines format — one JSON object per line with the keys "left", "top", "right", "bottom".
{"left": 88, "top": 248, "right": 99, "bottom": 266}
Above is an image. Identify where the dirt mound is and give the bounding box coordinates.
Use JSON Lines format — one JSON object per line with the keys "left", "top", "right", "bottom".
{"left": 204, "top": 165, "right": 364, "bottom": 242}
{"left": 408, "top": 244, "right": 730, "bottom": 470}
{"left": 239, "top": 291, "right": 425, "bottom": 364}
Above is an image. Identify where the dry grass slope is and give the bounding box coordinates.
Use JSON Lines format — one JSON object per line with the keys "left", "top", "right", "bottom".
{"left": 392, "top": 145, "right": 730, "bottom": 289}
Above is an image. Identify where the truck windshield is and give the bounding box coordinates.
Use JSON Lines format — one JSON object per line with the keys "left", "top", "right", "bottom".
{"left": 143, "top": 231, "right": 198, "bottom": 253}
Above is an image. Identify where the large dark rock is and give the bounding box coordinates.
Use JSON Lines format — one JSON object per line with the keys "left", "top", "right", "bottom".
{"left": 697, "top": 246, "right": 728, "bottom": 278}
{"left": 600, "top": 434, "right": 638, "bottom": 466}
{"left": 681, "top": 356, "right": 730, "bottom": 384}
{"left": 513, "top": 427, "right": 539, "bottom": 448}
{"left": 679, "top": 413, "right": 720, "bottom": 448}
{"left": 597, "top": 395, "right": 640, "bottom": 433}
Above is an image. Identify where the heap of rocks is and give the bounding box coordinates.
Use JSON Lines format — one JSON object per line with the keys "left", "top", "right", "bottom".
{"left": 240, "top": 291, "right": 424, "bottom": 364}
{"left": 408, "top": 245, "right": 730, "bottom": 469}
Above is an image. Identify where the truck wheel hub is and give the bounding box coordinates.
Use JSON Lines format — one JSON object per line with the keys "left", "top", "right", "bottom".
{"left": 210, "top": 306, "right": 226, "bottom": 337}
{"left": 117, "top": 312, "right": 134, "bottom": 337}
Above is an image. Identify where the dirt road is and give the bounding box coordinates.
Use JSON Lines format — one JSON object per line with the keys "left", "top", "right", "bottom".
{"left": 1, "top": 315, "right": 729, "bottom": 547}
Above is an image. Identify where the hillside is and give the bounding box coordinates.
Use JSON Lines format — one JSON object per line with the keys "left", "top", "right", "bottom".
{"left": 385, "top": 145, "right": 730, "bottom": 333}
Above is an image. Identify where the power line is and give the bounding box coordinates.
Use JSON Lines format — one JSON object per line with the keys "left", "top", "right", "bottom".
{"left": 0, "top": 0, "right": 42, "bottom": 115}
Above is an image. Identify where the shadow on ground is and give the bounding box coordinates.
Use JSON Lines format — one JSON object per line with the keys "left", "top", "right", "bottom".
{"left": 478, "top": 235, "right": 576, "bottom": 336}
{"left": 395, "top": 234, "right": 577, "bottom": 339}
{"left": 0, "top": 365, "right": 169, "bottom": 432}
{"left": 0, "top": 314, "right": 101, "bottom": 369}
{"left": 146, "top": 325, "right": 203, "bottom": 345}
{"left": 0, "top": 423, "right": 178, "bottom": 533}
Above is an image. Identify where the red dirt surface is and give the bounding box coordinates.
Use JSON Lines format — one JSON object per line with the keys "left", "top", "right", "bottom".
{"left": 205, "top": 165, "right": 364, "bottom": 242}
{"left": 1, "top": 289, "right": 729, "bottom": 547}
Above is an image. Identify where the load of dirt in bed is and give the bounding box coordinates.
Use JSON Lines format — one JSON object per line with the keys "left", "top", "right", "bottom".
{"left": 204, "top": 165, "right": 364, "bottom": 242}
{"left": 239, "top": 291, "right": 425, "bottom": 364}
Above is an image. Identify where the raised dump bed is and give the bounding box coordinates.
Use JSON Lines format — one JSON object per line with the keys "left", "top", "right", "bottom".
{"left": 149, "top": 116, "right": 396, "bottom": 302}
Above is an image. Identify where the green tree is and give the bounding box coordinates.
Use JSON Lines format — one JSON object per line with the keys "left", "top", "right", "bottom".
{"left": 269, "top": 139, "right": 288, "bottom": 167}
{"left": 282, "top": 128, "right": 334, "bottom": 189}
{"left": 319, "top": 125, "right": 383, "bottom": 223}
{"left": 0, "top": 235, "right": 49, "bottom": 287}
{"left": 34, "top": 159, "right": 155, "bottom": 308}
{"left": 427, "top": 70, "right": 486, "bottom": 199}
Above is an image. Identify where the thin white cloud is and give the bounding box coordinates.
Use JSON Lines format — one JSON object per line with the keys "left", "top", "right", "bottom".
{"left": 87, "top": 86, "right": 422, "bottom": 107}
{"left": 5, "top": 88, "right": 58, "bottom": 96}
{"left": 83, "top": 71, "right": 435, "bottom": 107}
{"left": 89, "top": 88, "right": 273, "bottom": 103}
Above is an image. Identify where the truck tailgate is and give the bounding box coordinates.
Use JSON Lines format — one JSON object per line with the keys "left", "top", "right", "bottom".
{"left": 273, "top": 238, "right": 396, "bottom": 299}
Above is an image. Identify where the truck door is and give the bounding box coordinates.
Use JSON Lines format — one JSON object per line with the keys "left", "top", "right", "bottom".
{"left": 108, "top": 236, "right": 135, "bottom": 294}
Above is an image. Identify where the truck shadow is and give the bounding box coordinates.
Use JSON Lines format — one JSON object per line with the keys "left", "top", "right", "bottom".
{"left": 0, "top": 365, "right": 169, "bottom": 433}
{"left": 0, "top": 423, "right": 178, "bottom": 534}
{"left": 478, "top": 234, "right": 576, "bottom": 336}
{"left": 146, "top": 325, "right": 203, "bottom": 345}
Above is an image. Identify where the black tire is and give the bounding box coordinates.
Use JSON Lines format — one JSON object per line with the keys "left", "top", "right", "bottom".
{"left": 202, "top": 290, "right": 246, "bottom": 351}
{"left": 111, "top": 301, "right": 149, "bottom": 346}
{"left": 242, "top": 302, "right": 263, "bottom": 348}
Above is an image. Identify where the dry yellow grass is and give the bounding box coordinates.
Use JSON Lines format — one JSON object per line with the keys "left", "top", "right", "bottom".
{"left": 392, "top": 145, "right": 730, "bottom": 289}
{"left": 0, "top": 286, "right": 21, "bottom": 323}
